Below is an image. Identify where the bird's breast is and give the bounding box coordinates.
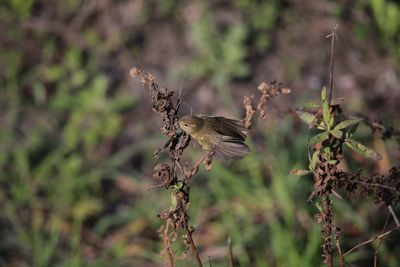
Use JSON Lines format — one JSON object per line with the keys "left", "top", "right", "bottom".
{"left": 191, "top": 132, "right": 214, "bottom": 151}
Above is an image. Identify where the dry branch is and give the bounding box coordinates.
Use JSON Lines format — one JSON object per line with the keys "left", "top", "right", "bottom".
{"left": 131, "top": 67, "right": 290, "bottom": 266}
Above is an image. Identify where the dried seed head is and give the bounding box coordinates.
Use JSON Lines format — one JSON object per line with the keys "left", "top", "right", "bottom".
{"left": 153, "top": 163, "right": 176, "bottom": 188}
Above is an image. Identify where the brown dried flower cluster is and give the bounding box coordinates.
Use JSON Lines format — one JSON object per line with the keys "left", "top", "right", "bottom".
{"left": 131, "top": 67, "right": 289, "bottom": 267}
{"left": 242, "top": 81, "right": 291, "bottom": 129}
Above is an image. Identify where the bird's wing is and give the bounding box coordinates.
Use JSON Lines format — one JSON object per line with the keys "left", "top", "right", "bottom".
{"left": 205, "top": 116, "right": 247, "bottom": 140}
{"left": 212, "top": 137, "right": 250, "bottom": 159}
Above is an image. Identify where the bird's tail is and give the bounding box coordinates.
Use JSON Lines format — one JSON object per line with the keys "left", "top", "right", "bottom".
{"left": 213, "top": 140, "right": 250, "bottom": 160}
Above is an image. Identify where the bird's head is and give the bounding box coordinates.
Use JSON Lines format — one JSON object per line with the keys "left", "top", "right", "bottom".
{"left": 179, "top": 115, "right": 204, "bottom": 134}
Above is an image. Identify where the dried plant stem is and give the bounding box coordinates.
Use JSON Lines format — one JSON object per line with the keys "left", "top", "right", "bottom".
{"left": 327, "top": 24, "right": 338, "bottom": 105}
{"left": 353, "top": 180, "right": 397, "bottom": 191}
{"left": 388, "top": 205, "right": 400, "bottom": 227}
{"left": 336, "top": 241, "right": 344, "bottom": 267}
{"left": 344, "top": 225, "right": 400, "bottom": 256}
{"left": 334, "top": 228, "right": 344, "bottom": 267}
{"left": 228, "top": 238, "right": 235, "bottom": 267}
{"left": 374, "top": 214, "right": 390, "bottom": 267}
{"left": 322, "top": 195, "right": 333, "bottom": 267}
{"left": 131, "top": 67, "right": 204, "bottom": 266}
{"left": 184, "top": 151, "right": 214, "bottom": 182}
{"left": 182, "top": 218, "right": 203, "bottom": 267}
{"left": 131, "top": 67, "right": 292, "bottom": 266}
{"left": 164, "top": 219, "right": 175, "bottom": 267}
{"left": 242, "top": 82, "right": 290, "bottom": 129}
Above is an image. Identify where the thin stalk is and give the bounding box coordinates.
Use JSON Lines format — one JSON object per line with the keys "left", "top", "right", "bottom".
{"left": 327, "top": 24, "right": 338, "bottom": 105}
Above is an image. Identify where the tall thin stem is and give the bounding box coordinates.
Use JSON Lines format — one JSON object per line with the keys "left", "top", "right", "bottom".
{"left": 182, "top": 218, "right": 203, "bottom": 267}
{"left": 328, "top": 24, "right": 338, "bottom": 105}
{"left": 322, "top": 195, "right": 333, "bottom": 267}
{"left": 228, "top": 238, "right": 234, "bottom": 267}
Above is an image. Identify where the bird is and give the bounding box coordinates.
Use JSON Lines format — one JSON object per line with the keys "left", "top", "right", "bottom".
{"left": 178, "top": 115, "right": 250, "bottom": 159}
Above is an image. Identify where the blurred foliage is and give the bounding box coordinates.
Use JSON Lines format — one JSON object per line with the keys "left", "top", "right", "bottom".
{"left": 0, "top": 1, "right": 140, "bottom": 266}
{"left": 368, "top": 0, "right": 400, "bottom": 63}
{"left": 370, "top": 0, "right": 400, "bottom": 40}
{"left": 188, "top": 4, "right": 249, "bottom": 90}
{"left": 186, "top": 1, "right": 280, "bottom": 108}
{"left": 0, "top": 0, "right": 399, "bottom": 267}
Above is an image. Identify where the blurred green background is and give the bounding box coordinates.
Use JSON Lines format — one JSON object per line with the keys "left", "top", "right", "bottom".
{"left": 1, "top": 0, "right": 400, "bottom": 266}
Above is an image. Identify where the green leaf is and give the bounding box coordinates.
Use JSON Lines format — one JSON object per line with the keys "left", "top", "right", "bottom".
{"left": 309, "top": 151, "right": 319, "bottom": 171}
{"left": 324, "top": 146, "right": 331, "bottom": 161}
{"left": 344, "top": 138, "right": 382, "bottom": 161}
{"left": 171, "top": 192, "right": 177, "bottom": 207}
{"left": 172, "top": 181, "right": 184, "bottom": 191}
{"left": 322, "top": 100, "right": 332, "bottom": 129}
{"left": 321, "top": 86, "right": 327, "bottom": 101}
{"left": 329, "top": 129, "right": 343, "bottom": 139}
{"left": 309, "top": 131, "right": 330, "bottom": 146}
{"left": 328, "top": 115, "right": 334, "bottom": 129}
{"left": 334, "top": 118, "right": 363, "bottom": 130}
{"left": 296, "top": 110, "right": 316, "bottom": 125}
{"left": 303, "top": 101, "right": 320, "bottom": 109}
{"left": 316, "top": 122, "right": 327, "bottom": 130}
{"left": 289, "top": 169, "right": 312, "bottom": 176}
{"left": 327, "top": 159, "right": 338, "bottom": 165}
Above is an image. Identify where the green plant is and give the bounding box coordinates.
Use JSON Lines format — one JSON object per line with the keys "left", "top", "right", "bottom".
{"left": 188, "top": 4, "right": 249, "bottom": 88}
{"left": 296, "top": 86, "right": 381, "bottom": 177}
{"left": 185, "top": 1, "right": 280, "bottom": 109}
{"left": 291, "top": 29, "right": 400, "bottom": 267}
{"left": 369, "top": 0, "right": 400, "bottom": 62}
{"left": 233, "top": 0, "right": 279, "bottom": 52}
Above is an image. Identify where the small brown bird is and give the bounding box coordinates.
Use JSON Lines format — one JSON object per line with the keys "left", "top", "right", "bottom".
{"left": 179, "top": 115, "right": 250, "bottom": 159}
